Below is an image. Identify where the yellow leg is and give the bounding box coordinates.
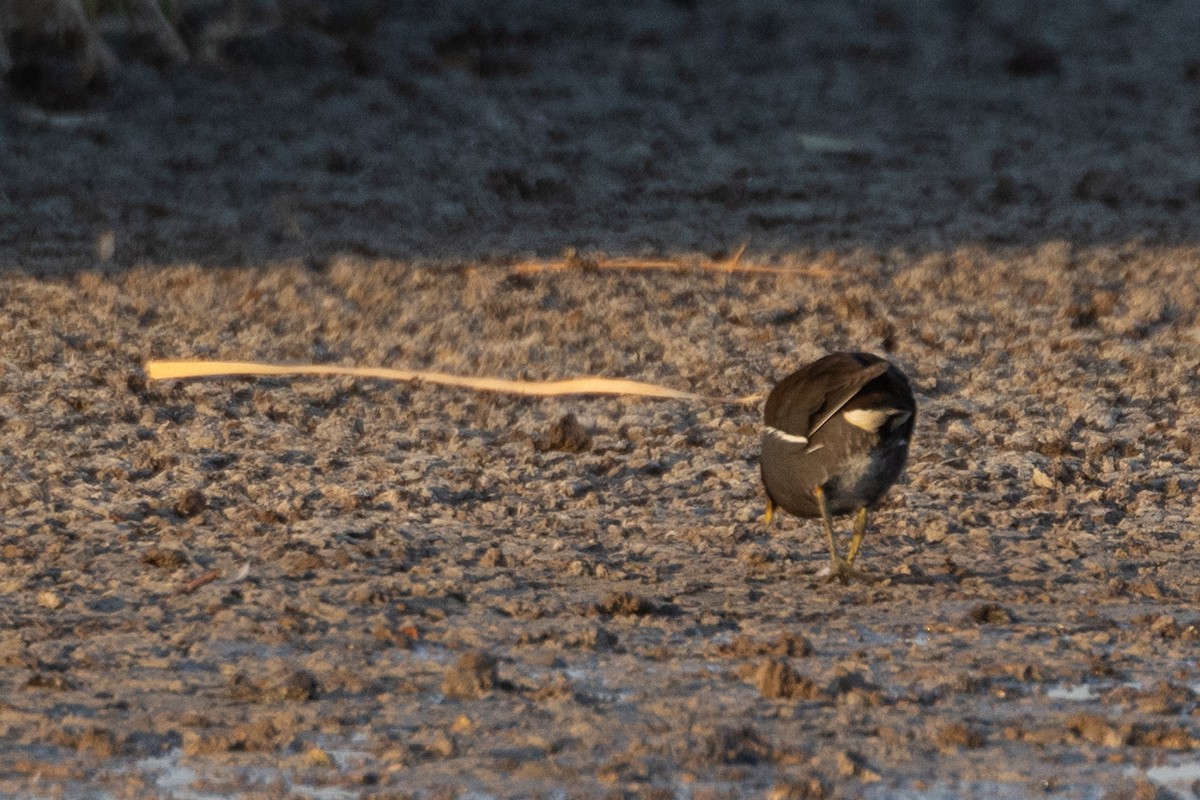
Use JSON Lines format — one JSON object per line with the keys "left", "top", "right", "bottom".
{"left": 845, "top": 507, "right": 868, "bottom": 565}
{"left": 764, "top": 497, "right": 776, "bottom": 526}
{"left": 814, "top": 489, "right": 875, "bottom": 585}
{"left": 813, "top": 486, "right": 842, "bottom": 567}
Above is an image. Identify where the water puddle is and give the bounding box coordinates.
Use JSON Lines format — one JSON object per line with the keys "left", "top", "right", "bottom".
{"left": 865, "top": 779, "right": 1110, "bottom": 800}
{"left": 132, "top": 748, "right": 363, "bottom": 800}
{"left": 1045, "top": 683, "right": 1100, "bottom": 701}
{"left": 561, "top": 665, "right": 638, "bottom": 703}
{"left": 853, "top": 627, "right": 932, "bottom": 648}
{"left": 1141, "top": 760, "right": 1200, "bottom": 799}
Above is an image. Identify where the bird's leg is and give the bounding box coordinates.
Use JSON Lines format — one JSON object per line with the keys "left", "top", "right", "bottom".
{"left": 813, "top": 486, "right": 843, "bottom": 567}
{"left": 764, "top": 497, "right": 776, "bottom": 526}
{"left": 845, "top": 507, "right": 868, "bottom": 565}
{"left": 814, "top": 489, "right": 875, "bottom": 584}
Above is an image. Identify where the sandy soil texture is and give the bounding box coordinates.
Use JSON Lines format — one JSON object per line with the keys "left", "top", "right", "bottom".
{"left": 3, "top": 1, "right": 1200, "bottom": 798}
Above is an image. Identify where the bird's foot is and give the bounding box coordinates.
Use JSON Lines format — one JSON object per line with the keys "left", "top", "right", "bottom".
{"left": 815, "top": 557, "right": 878, "bottom": 585}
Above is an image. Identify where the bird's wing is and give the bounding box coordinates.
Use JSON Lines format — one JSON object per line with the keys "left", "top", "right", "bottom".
{"left": 806, "top": 361, "right": 890, "bottom": 436}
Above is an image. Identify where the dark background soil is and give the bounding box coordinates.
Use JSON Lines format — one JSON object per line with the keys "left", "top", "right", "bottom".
{"left": 2, "top": 1, "right": 1200, "bottom": 798}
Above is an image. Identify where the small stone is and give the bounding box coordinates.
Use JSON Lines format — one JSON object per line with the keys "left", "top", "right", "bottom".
{"left": 923, "top": 518, "right": 950, "bottom": 544}
{"left": 301, "top": 744, "right": 334, "bottom": 768}
{"left": 1032, "top": 468, "right": 1056, "bottom": 490}
{"left": 37, "top": 590, "right": 63, "bottom": 610}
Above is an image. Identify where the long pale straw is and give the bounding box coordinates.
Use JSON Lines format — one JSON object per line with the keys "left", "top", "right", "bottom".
{"left": 145, "top": 360, "right": 761, "bottom": 404}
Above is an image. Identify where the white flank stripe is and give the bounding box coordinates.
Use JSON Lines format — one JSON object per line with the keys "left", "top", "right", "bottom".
{"left": 843, "top": 408, "right": 899, "bottom": 432}
{"left": 764, "top": 426, "right": 809, "bottom": 445}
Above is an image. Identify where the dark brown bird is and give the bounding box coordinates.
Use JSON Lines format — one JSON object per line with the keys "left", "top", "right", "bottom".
{"left": 760, "top": 352, "right": 916, "bottom": 582}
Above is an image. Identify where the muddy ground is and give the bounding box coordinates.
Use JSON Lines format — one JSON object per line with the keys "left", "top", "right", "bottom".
{"left": 3, "top": 1, "right": 1200, "bottom": 798}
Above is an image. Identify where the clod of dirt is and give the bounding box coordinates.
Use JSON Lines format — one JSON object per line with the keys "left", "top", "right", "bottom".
{"left": 933, "top": 722, "right": 986, "bottom": 751}
{"left": 301, "top": 744, "right": 335, "bottom": 768}
{"left": 194, "top": 718, "right": 290, "bottom": 754}
{"left": 827, "top": 672, "right": 885, "bottom": 707}
{"left": 1141, "top": 614, "right": 1198, "bottom": 640}
{"left": 767, "top": 775, "right": 827, "bottom": 800}
{"left": 25, "top": 673, "right": 73, "bottom": 691}
{"left": 1068, "top": 713, "right": 1129, "bottom": 747}
{"left": 987, "top": 175, "right": 1020, "bottom": 206}
{"left": 694, "top": 725, "right": 774, "bottom": 766}
{"left": 964, "top": 603, "right": 1016, "bottom": 625}
{"left": 228, "top": 669, "right": 321, "bottom": 703}
{"left": 1101, "top": 777, "right": 1179, "bottom": 800}
{"left": 411, "top": 729, "right": 457, "bottom": 759}
{"left": 1073, "top": 169, "right": 1135, "bottom": 207}
{"left": 442, "top": 651, "right": 499, "bottom": 699}
{"left": 597, "top": 753, "right": 655, "bottom": 785}
{"left": 53, "top": 727, "right": 120, "bottom": 758}
{"left": 281, "top": 550, "right": 327, "bottom": 576}
{"left": 478, "top": 547, "right": 506, "bottom": 568}
{"left": 140, "top": 547, "right": 189, "bottom": 569}
{"left": 372, "top": 623, "right": 418, "bottom": 648}
{"left": 1006, "top": 38, "right": 1062, "bottom": 77}
{"left": 277, "top": 670, "right": 321, "bottom": 701}
{"left": 1128, "top": 723, "right": 1196, "bottom": 750}
{"left": 719, "top": 633, "right": 814, "bottom": 658}
{"left": 1101, "top": 681, "right": 1196, "bottom": 715}
{"left": 564, "top": 624, "right": 619, "bottom": 651}
{"left": 591, "top": 592, "right": 676, "bottom": 617}
{"left": 535, "top": 413, "right": 592, "bottom": 453}
{"left": 835, "top": 749, "right": 881, "bottom": 781}
{"left": 1075, "top": 719, "right": 1195, "bottom": 753}
{"left": 752, "top": 658, "right": 822, "bottom": 700}
{"left": 173, "top": 488, "right": 208, "bottom": 517}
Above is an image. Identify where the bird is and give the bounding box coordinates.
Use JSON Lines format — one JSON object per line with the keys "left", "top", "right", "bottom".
{"left": 760, "top": 352, "right": 916, "bottom": 583}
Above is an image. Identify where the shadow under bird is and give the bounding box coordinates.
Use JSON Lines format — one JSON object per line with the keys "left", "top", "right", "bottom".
{"left": 760, "top": 352, "right": 916, "bottom": 583}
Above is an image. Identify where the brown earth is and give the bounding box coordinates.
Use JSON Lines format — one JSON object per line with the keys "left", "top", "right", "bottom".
{"left": 3, "top": 1, "right": 1200, "bottom": 798}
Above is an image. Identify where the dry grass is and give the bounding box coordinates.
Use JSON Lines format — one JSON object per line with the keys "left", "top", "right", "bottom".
{"left": 510, "top": 244, "right": 835, "bottom": 278}
{"left": 145, "top": 359, "right": 762, "bottom": 404}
